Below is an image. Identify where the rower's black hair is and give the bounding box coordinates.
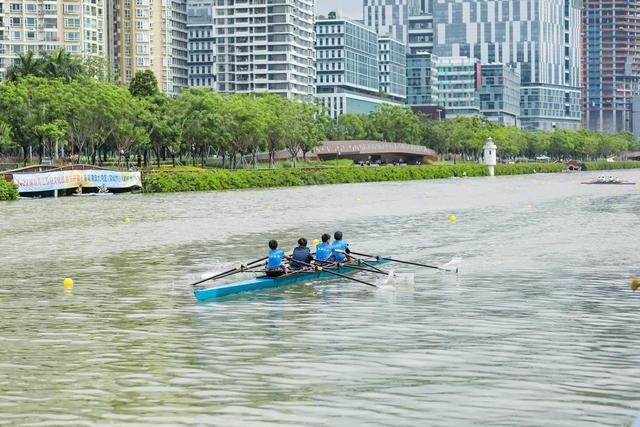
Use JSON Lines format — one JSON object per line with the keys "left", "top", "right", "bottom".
{"left": 334, "top": 231, "right": 343, "bottom": 240}
{"left": 321, "top": 233, "right": 331, "bottom": 243}
{"left": 268, "top": 240, "right": 278, "bottom": 250}
{"left": 298, "top": 238, "right": 307, "bottom": 247}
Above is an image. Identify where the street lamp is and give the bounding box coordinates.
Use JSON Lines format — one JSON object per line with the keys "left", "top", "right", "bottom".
{"left": 336, "top": 151, "right": 341, "bottom": 167}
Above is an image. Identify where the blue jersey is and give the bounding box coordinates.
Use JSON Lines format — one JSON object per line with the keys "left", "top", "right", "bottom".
{"left": 267, "top": 249, "right": 285, "bottom": 270}
{"left": 332, "top": 240, "right": 349, "bottom": 262}
{"left": 315, "top": 242, "right": 333, "bottom": 262}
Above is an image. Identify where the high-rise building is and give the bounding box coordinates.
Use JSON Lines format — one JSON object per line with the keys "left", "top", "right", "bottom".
{"left": 204, "top": 0, "right": 315, "bottom": 101}
{"left": 433, "top": 0, "right": 582, "bottom": 131}
{"left": 112, "top": 0, "right": 188, "bottom": 95}
{"left": 0, "top": 0, "right": 106, "bottom": 80}
{"left": 480, "top": 64, "right": 521, "bottom": 127}
{"left": 378, "top": 35, "right": 406, "bottom": 103}
{"left": 316, "top": 15, "right": 399, "bottom": 117}
{"left": 583, "top": 0, "right": 640, "bottom": 133}
{"left": 363, "top": 0, "right": 427, "bottom": 44}
{"left": 187, "top": 0, "right": 214, "bottom": 89}
{"left": 406, "top": 13, "right": 433, "bottom": 106}
{"left": 431, "top": 55, "right": 480, "bottom": 118}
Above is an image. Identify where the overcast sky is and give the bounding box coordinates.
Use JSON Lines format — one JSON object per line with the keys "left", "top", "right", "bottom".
{"left": 317, "top": 0, "right": 362, "bottom": 19}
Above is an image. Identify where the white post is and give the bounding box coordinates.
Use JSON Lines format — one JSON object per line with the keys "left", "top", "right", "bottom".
{"left": 484, "top": 137, "right": 497, "bottom": 177}
{"left": 54, "top": 189, "right": 58, "bottom": 198}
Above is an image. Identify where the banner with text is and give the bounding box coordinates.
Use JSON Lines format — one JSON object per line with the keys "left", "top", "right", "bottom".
{"left": 12, "top": 170, "right": 142, "bottom": 193}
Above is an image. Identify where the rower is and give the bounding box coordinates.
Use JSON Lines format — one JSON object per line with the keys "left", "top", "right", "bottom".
{"left": 331, "top": 231, "right": 350, "bottom": 263}
{"left": 98, "top": 184, "right": 109, "bottom": 193}
{"left": 290, "top": 238, "right": 312, "bottom": 270}
{"left": 266, "top": 240, "right": 288, "bottom": 277}
{"left": 315, "top": 233, "right": 334, "bottom": 263}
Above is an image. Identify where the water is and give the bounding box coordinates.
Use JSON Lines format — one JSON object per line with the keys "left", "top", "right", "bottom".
{"left": 1, "top": 171, "right": 639, "bottom": 426}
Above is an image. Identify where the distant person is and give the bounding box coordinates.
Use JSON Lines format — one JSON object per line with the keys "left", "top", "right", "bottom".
{"left": 98, "top": 184, "right": 109, "bottom": 193}
{"left": 266, "top": 240, "right": 288, "bottom": 277}
{"left": 290, "top": 238, "right": 313, "bottom": 270}
{"left": 331, "top": 231, "right": 350, "bottom": 263}
{"left": 315, "top": 233, "right": 334, "bottom": 263}
{"left": 75, "top": 184, "right": 83, "bottom": 194}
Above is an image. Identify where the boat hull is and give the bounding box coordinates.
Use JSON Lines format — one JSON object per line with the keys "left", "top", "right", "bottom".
{"left": 194, "top": 258, "right": 390, "bottom": 301}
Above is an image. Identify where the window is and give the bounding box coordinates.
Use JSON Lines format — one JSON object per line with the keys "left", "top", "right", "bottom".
{"left": 10, "top": 3, "right": 22, "bottom": 12}
{"left": 64, "top": 4, "right": 80, "bottom": 13}
{"left": 25, "top": 17, "right": 36, "bottom": 27}
{"left": 64, "top": 18, "right": 81, "bottom": 28}
{"left": 64, "top": 31, "right": 80, "bottom": 41}
{"left": 136, "top": 57, "right": 144, "bottom": 66}
{"left": 10, "top": 17, "right": 21, "bottom": 26}
{"left": 25, "top": 4, "right": 37, "bottom": 12}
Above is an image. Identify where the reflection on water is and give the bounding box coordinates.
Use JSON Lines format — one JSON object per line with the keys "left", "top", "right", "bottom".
{"left": 1, "top": 170, "right": 640, "bottom": 426}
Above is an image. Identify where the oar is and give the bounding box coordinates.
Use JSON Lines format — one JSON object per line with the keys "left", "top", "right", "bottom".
{"left": 190, "top": 256, "right": 268, "bottom": 287}
{"left": 350, "top": 251, "right": 460, "bottom": 273}
{"left": 291, "top": 259, "right": 378, "bottom": 288}
{"left": 316, "top": 259, "right": 389, "bottom": 276}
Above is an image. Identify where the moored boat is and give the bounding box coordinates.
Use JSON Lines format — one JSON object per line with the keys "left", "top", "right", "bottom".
{"left": 194, "top": 257, "right": 390, "bottom": 301}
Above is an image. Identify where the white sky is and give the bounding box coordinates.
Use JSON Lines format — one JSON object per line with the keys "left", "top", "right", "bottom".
{"left": 317, "top": 0, "right": 362, "bottom": 19}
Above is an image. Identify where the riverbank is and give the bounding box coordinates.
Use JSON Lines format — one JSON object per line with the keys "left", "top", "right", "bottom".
{"left": 142, "top": 161, "right": 638, "bottom": 194}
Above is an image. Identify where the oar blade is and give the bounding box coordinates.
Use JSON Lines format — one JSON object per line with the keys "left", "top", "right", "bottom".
{"left": 439, "top": 257, "right": 463, "bottom": 273}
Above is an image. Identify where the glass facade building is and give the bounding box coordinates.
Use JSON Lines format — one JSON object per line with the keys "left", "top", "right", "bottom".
{"left": 187, "top": 0, "right": 215, "bottom": 89}
{"left": 432, "top": 0, "right": 582, "bottom": 131}
{"left": 378, "top": 35, "right": 406, "bottom": 102}
{"left": 582, "top": 0, "right": 640, "bottom": 133}
{"left": 406, "top": 14, "right": 434, "bottom": 106}
{"left": 316, "top": 16, "right": 400, "bottom": 117}
{"left": 431, "top": 55, "right": 480, "bottom": 118}
{"left": 363, "top": 0, "right": 423, "bottom": 44}
{"left": 480, "top": 64, "right": 521, "bottom": 126}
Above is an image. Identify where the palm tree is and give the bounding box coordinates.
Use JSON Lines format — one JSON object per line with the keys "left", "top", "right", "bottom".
{"left": 41, "top": 48, "right": 84, "bottom": 82}
{"left": 5, "top": 50, "right": 43, "bottom": 81}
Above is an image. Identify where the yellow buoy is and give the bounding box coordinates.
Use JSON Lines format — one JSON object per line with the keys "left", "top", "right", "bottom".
{"left": 124, "top": 217, "right": 130, "bottom": 224}
{"left": 527, "top": 204, "right": 533, "bottom": 209}
{"left": 265, "top": 204, "right": 272, "bottom": 211}
{"left": 632, "top": 276, "right": 639, "bottom": 292}
{"left": 356, "top": 197, "right": 362, "bottom": 203}
{"left": 449, "top": 215, "right": 457, "bottom": 224}
{"left": 63, "top": 278, "right": 74, "bottom": 288}
{"left": 576, "top": 197, "right": 582, "bottom": 203}
{"left": 313, "top": 239, "right": 320, "bottom": 246}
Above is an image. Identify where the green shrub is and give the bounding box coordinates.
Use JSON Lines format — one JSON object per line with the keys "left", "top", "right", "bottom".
{"left": 583, "top": 161, "right": 640, "bottom": 171}
{"left": 0, "top": 179, "right": 19, "bottom": 201}
{"left": 143, "top": 162, "right": 572, "bottom": 194}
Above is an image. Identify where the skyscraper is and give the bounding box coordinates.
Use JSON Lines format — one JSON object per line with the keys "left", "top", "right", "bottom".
{"left": 433, "top": 0, "right": 582, "bottom": 131}
{"left": 0, "top": 0, "right": 106, "bottom": 80}
{"left": 112, "top": 0, "right": 188, "bottom": 95}
{"left": 363, "top": 0, "right": 424, "bottom": 43}
{"left": 187, "top": 0, "right": 214, "bottom": 89}
{"left": 583, "top": 0, "right": 640, "bottom": 133}
{"left": 203, "top": 0, "right": 315, "bottom": 101}
{"left": 316, "top": 15, "right": 385, "bottom": 117}
{"left": 378, "top": 35, "right": 407, "bottom": 102}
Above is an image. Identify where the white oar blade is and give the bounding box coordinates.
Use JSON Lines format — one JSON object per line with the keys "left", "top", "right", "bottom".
{"left": 440, "top": 257, "right": 463, "bottom": 272}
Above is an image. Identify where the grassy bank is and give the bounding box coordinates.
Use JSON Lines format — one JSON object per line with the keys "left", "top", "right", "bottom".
{"left": 0, "top": 180, "right": 19, "bottom": 201}
{"left": 142, "top": 163, "right": 566, "bottom": 193}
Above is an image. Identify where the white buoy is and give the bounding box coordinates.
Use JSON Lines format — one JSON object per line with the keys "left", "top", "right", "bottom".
{"left": 484, "top": 137, "right": 497, "bottom": 177}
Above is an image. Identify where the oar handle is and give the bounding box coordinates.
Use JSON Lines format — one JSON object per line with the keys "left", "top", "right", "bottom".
{"left": 190, "top": 256, "right": 269, "bottom": 287}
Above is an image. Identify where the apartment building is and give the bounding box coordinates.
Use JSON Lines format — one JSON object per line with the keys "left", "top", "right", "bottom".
{"left": 0, "top": 0, "right": 106, "bottom": 79}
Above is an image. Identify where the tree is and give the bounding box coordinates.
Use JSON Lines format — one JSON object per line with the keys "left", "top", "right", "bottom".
{"left": 5, "top": 50, "right": 43, "bottom": 81}
{"left": 40, "top": 48, "right": 84, "bottom": 82}
{"left": 129, "top": 70, "right": 159, "bottom": 97}
{"left": 335, "top": 114, "right": 366, "bottom": 140}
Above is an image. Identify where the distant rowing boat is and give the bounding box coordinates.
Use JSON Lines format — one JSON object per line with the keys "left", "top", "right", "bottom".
{"left": 72, "top": 192, "right": 115, "bottom": 197}
{"left": 194, "top": 257, "right": 390, "bottom": 301}
{"left": 581, "top": 181, "right": 636, "bottom": 186}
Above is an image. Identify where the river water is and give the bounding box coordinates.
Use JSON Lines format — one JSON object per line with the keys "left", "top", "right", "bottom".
{"left": 1, "top": 171, "right": 639, "bottom": 426}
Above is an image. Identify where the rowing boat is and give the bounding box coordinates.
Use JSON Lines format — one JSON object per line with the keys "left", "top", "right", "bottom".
{"left": 194, "top": 258, "right": 390, "bottom": 301}
{"left": 581, "top": 181, "right": 636, "bottom": 185}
